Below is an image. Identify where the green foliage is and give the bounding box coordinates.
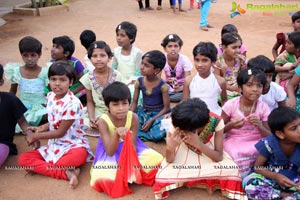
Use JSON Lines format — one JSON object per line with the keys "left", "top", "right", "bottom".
{"left": 31, "top": 0, "right": 69, "bottom": 8}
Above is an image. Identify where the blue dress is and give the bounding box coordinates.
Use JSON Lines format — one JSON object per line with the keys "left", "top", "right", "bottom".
{"left": 243, "top": 135, "right": 300, "bottom": 199}
{"left": 135, "top": 77, "right": 170, "bottom": 142}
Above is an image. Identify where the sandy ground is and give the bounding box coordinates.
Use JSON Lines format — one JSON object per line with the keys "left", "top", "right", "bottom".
{"left": 0, "top": 0, "right": 297, "bottom": 199}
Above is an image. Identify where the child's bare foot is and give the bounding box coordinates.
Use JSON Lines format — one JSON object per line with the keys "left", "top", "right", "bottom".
{"left": 146, "top": 6, "right": 154, "bottom": 10}
{"left": 179, "top": 9, "right": 186, "bottom": 12}
{"left": 66, "top": 168, "right": 80, "bottom": 189}
{"left": 140, "top": 8, "right": 146, "bottom": 11}
{"left": 156, "top": 6, "right": 162, "bottom": 10}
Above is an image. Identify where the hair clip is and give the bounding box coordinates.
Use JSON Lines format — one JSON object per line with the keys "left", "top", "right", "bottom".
{"left": 94, "top": 43, "right": 97, "bottom": 48}
{"left": 118, "top": 25, "right": 121, "bottom": 30}
{"left": 248, "top": 69, "right": 252, "bottom": 75}
{"left": 231, "top": 35, "right": 239, "bottom": 41}
{"left": 168, "top": 34, "right": 174, "bottom": 39}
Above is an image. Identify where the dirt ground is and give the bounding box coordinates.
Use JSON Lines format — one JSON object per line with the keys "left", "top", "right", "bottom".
{"left": 0, "top": 0, "right": 297, "bottom": 199}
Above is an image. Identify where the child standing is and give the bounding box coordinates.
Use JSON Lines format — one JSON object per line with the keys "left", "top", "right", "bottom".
{"left": 137, "top": 0, "right": 154, "bottom": 11}
{"left": 0, "top": 64, "right": 36, "bottom": 167}
{"left": 272, "top": 11, "right": 300, "bottom": 61}
{"left": 80, "top": 41, "right": 123, "bottom": 136}
{"left": 154, "top": 98, "right": 247, "bottom": 200}
{"left": 111, "top": 22, "right": 143, "bottom": 94}
{"left": 215, "top": 32, "right": 247, "bottom": 99}
{"left": 243, "top": 106, "right": 300, "bottom": 199}
{"left": 217, "top": 24, "right": 247, "bottom": 57}
{"left": 79, "top": 29, "right": 96, "bottom": 72}
{"left": 171, "top": 0, "right": 186, "bottom": 13}
{"left": 248, "top": 55, "right": 286, "bottom": 111}
{"left": 49, "top": 35, "right": 86, "bottom": 103}
{"left": 189, "top": 0, "right": 200, "bottom": 10}
{"left": 182, "top": 42, "right": 227, "bottom": 115}
{"left": 18, "top": 61, "right": 93, "bottom": 188}
{"left": 161, "top": 34, "right": 192, "bottom": 102}
{"left": 222, "top": 68, "right": 271, "bottom": 178}
{"left": 5, "top": 36, "right": 48, "bottom": 133}
{"left": 90, "top": 82, "right": 163, "bottom": 198}
{"left": 199, "top": 0, "right": 213, "bottom": 31}
{"left": 274, "top": 31, "right": 300, "bottom": 92}
{"left": 131, "top": 50, "right": 170, "bottom": 142}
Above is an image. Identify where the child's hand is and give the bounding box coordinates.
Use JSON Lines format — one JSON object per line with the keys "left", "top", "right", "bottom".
{"left": 248, "top": 115, "right": 263, "bottom": 128}
{"left": 25, "top": 133, "right": 36, "bottom": 146}
{"left": 166, "top": 128, "right": 183, "bottom": 149}
{"left": 275, "top": 174, "right": 296, "bottom": 188}
{"left": 115, "top": 127, "right": 128, "bottom": 140}
{"left": 141, "top": 118, "right": 154, "bottom": 132}
{"left": 230, "top": 118, "right": 245, "bottom": 129}
{"left": 286, "top": 98, "right": 296, "bottom": 108}
{"left": 182, "top": 131, "right": 200, "bottom": 147}
{"left": 32, "top": 140, "right": 41, "bottom": 149}
{"left": 89, "top": 118, "right": 98, "bottom": 129}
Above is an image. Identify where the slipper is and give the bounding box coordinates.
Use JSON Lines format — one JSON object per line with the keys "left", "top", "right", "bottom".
{"left": 200, "top": 26, "right": 208, "bottom": 31}
{"left": 207, "top": 24, "right": 214, "bottom": 28}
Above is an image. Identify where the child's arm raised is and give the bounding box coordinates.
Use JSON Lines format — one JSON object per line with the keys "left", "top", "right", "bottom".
{"left": 166, "top": 128, "right": 183, "bottom": 163}
{"left": 26, "top": 119, "right": 75, "bottom": 145}
{"left": 130, "top": 81, "right": 140, "bottom": 112}
{"left": 254, "top": 153, "right": 296, "bottom": 188}
{"left": 98, "top": 118, "right": 122, "bottom": 156}
{"left": 183, "top": 123, "right": 224, "bottom": 162}
{"left": 141, "top": 84, "right": 170, "bottom": 132}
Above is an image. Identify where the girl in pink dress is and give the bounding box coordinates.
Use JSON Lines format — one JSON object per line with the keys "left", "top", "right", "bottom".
{"left": 161, "top": 34, "right": 192, "bottom": 102}
{"left": 222, "top": 68, "right": 271, "bottom": 178}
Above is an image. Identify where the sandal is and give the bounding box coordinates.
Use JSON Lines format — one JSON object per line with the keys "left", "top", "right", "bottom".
{"left": 84, "top": 127, "right": 100, "bottom": 137}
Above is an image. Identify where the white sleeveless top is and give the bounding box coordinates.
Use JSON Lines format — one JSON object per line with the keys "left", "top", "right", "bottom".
{"left": 189, "top": 72, "right": 222, "bottom": 115}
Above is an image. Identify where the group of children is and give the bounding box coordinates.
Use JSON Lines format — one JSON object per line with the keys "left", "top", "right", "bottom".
{"left": 1, "top": 12, "right": 300, "bottom": 199}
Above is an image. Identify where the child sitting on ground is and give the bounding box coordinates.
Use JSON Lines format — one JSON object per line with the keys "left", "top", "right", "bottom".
{"left": 243, "top": 106, "right": 300, "bottom": 199}
{"left": 154, "top": 98, "right": 247, "bottom": 200}
{"left": 111, "top": 21, "right": 143, "bottom": 104}
{"left": 131, "top": 50, "right": 170, "bottom": 142}
{"left": 272, "top": 11, "right": 300, "bottom": 61}
{"left": 182, "top": 41, "right": 227, "bottom": 115}
{"left": 222, "top": 68, "right": 271, "bottom": 178}
{"left": 90, "top": 82, "right": 163, "bottom": 198}
{"left": 48, "top": 35, "right": 86, "bottom": 104}
{"left": 80, "top": 41, "right": 123, "bottom": 137}
{"left": 161, "top": 34, "right": 192, "bottom": 102}
{"left": 247, "top": 55, "right": 286, "bottom": 111}
{"left": 5, "top": 36, "right": 48, "bottom": 133}
{"left": 215, "top": 32, "right": 247, "bottom": 99}
{"left": 274, "top": 31, "right": 300, "bottom": 92}
{"left": 19, "top": 61, "right": 93, "bottom": 188}
{"left": 79, "top": 29, "right": 96, "bottom": 72}
{"left": 0, "top": 64, "right": 37, "bottom": 167}
{"left": 217, "top": 24, "right": 247, "bottom": 57}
